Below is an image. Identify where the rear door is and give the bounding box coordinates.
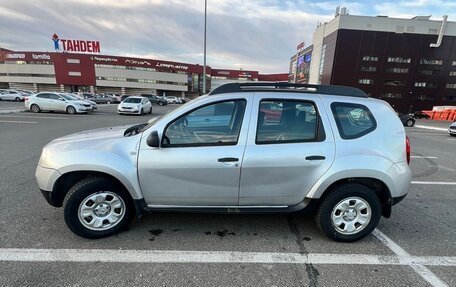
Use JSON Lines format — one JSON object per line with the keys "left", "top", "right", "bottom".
{"left": 239, "top": 93, "right": 335, "bottom": 206}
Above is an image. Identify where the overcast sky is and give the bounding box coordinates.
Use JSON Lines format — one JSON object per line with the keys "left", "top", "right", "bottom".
{"left": 0, "top": 0, "right": 454, "bottom": 73}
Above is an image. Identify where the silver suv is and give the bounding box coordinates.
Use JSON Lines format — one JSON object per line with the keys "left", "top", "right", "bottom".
{"left": 36, "top": 83, "right": 412, "bottom": 242}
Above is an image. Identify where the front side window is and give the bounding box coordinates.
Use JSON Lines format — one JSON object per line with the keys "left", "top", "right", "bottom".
{"left": 163, "top": 100, "right": 246, "bottom": 147}
{"left": 256, "top": 100, "right": 318, "bottom": 144}
{"left": 331, "top": 103, "right": 377, "bottom": 139}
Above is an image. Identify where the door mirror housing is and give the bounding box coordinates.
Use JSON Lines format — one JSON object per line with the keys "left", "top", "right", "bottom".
{"left": 147, "top": 131, "right": 160, "bottom": 147}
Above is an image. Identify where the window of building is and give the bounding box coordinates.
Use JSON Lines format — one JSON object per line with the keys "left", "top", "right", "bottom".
{"left": 256, "top": 100, "right": 320, "bottom": 144}
{"left": 318, "top": 44, "right": 327, "bottom": 83}
{"left": 446, "top": 83, "right": 456, "bottom": 89}
{"left": 420, "top": 59, "right": 443, "bottom": 65}
{"left": 362, "top": 56, "right": 378, "bottom": 62}
{"left": 331, "top": 103, "right": 377, "bottom": 140}
{"left": 360, "top": 66, "right": 377, "bottom": 72}
{"left": 387, "top": 57, "right": 411, "bottom": 63}
{"left": 162, "top": 100, "right": 246, "bottom": 147}
{"left": 443, "top": 95, "right": 456, "bottom": 101}
{"left": 386, "top": 67, "right": 409, "bottom": 73}
{"left": 384, "top": 80, "right": 405, "bottom": 86}
{"left": 415, "top": 82, "right": 438, "bottom": 88}
{"left": 359, "top": 79, "right": 374, "bottom": 85}
{"left": 380, "top": 93, "right": 402, "bottom": 99}
{"left": 68, "top": 71, "right": 81, "bottom": 76}
{"left": 67, "top": 59, "right": 80, "bottom": 64}
{"left": 418, "top": 69, "right": 440, "bottom": 75}
{"left": 449, "top": 71, "right": 456, "bottom": 77}
{"left": 414, "top": 95, "right": 434, "bottom": 101}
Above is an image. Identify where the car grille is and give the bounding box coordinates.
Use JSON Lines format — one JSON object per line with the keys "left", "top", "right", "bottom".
{"left": 83, "top": 104, "right": 91, "bottom": 107}
{"left": 122, "top": 107, "right": 132, "bottom": 109}
{"left": 450, "top": 126, "right": 456, "bottom": 130}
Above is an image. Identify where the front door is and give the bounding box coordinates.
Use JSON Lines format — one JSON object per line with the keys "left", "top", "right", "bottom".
{"left": 239, "top": 95, "right": 335, "bottom": 206}
{"left": 49, "top": 94, "right": 67, "bottom": 111}
{"left": 138, "top": 99, "right": 250, "bottom": 206}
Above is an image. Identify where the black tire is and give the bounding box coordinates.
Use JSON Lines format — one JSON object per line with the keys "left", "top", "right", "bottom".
{"left": 406, "top": 119, "right": 415, "bottom": 127}
{"left": 106, "top": 100, "right": 111, "bottom": 104}
{"left": 158, "top": 101, "right": 164, "bottom": 106}
{"left": 450, "top": 134, "right": 456, "bottom": 137}
{"left": 149, "top": 107, "right": 152, "bottom": 114}
{"left": 30, "top": 104, "right": 41, "bottom": 113}
{"left": 140, "top": 108, "right": 144, "bottom": 115}
{"left": 66, "top": 106, "right": 76, "bottom": 114}
{"left": 63, "top": 177, "right": 134, "bottom": 239}
{"left": 315, "top": 184, "right": 381, "bottom": 242}
{"left": 15, "top": 97, "right": 21, "bottom": 102}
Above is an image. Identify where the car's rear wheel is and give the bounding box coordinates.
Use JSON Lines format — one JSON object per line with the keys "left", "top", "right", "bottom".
{"left": 406, "top": 119, "right": 415, "bottom": 127}
{"left": 63, "top": 177, "right": 134, "bottom": 239}
{"left": 15, "top": 97, "right": 21, "bottom": 102}
{"left": 158, "top": 101, "right": 164, "bottom": 106}
{"left": 30, "top": 104, "right": 41, "bottom": 113}
{"left": 315, "top": 184, "right": 381, "bottom": 242}
{"left": 66, "top": 106, "right": 76, "bottom": 114}
{"left": 106, "top": 100, "right": 111, "bottom": 104}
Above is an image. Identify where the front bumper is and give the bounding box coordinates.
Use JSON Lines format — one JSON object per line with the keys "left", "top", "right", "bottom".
{"left": 118, "top": 108, "right": 140, "bottom": 114}
{"left": 76, "top": 106, "right": 93, "bottom": 113}
{"left": 36, "top": 166, "right": 61, "bottom": 206}
{"left": 449, "top": 128, "right": 456, "bottom": 135}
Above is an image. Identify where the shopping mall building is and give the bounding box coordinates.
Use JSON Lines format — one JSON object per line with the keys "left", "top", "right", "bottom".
{"left": 289, "top": 9, "right": 456, "bottom": 113}
{"left": 0, "top": 46, "right": 287, "bottom": 97}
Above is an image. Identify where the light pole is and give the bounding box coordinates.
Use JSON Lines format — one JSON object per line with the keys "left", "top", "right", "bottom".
{"left": 202, "top": 0, "right": 207, "bottom": 94}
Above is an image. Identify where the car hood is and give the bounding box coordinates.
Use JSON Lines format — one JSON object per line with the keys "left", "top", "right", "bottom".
{"left": 82, "top": 99, "right": 96, "bottom": 105}
{"left": 67, "top": 99, "right": 90, "bottom": 105}
{"left": 51, "top": 125, "right": 131, "bottom": 143}
{"left": 450, "top": 122, "right": 456, "bottom": 128}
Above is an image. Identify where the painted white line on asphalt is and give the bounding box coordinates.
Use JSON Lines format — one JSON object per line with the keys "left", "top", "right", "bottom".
{"left": 0, "top": 248, "right": 455, "bottom": 267}
{"left": 0, "top": 115, "right": 69, "bottom": 120}
{"left": 411, "top": 181, "right": 456, "bottom": 186}
{"left": 373, "top": 229, "right": 448, "bottom": 287}
{"left": 0, "top": 120, "right": 36, "bottom": 124}
{"left": 415, "top": 125, "right": 449, "bottom": 132}
{"left": 410, "top": 156, "right": 438, "bottom": 159}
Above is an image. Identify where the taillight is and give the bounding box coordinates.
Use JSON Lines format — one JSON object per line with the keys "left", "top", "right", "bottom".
{"left": 24, "top": 97, "right": 29, "bottom": 101}
{"left": 406, "top": 136, "right": 411, "bottom": 164}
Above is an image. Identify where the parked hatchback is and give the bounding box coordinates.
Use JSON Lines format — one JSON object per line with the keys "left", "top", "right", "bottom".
{"left": 0, "top": 90, "right": 27, "bottom": 101}
{"left": 36, "top": 83, "right": 411, "bottom": 242}
{"left": 26, "top": 92, "right": 92, "bottom": 114}
{"left": 117, "top": 96, "right": 152, "bottom": 115}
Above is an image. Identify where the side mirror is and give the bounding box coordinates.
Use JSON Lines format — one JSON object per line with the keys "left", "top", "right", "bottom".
{"left": 146, "top": 131, "right": 160, "bottom": 147}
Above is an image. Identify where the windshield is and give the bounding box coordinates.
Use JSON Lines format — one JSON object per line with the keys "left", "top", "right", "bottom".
{"left": 60, "top": 94, "right": 78, "bottom": 100}
{"left": 123, "top": 98, "right": 142, "bottom": 103}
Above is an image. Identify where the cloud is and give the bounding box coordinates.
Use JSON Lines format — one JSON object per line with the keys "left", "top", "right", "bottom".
{"left": 0, "top": 0, "right": 452, "bottom": 73}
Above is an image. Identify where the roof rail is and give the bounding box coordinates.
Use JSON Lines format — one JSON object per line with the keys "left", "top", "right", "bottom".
{"left": 208, "top": 82, "right": 368, "bottom": 98}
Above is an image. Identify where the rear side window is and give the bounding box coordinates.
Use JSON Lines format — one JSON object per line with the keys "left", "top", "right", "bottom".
{"left": 36, "top": 93, "right": 50, "bottom": 99}
{"left": 256, "top": 100, "right": 320, "bottom": 144}
{"left": 331, "top": 102, "right": 377, "bottom": 139}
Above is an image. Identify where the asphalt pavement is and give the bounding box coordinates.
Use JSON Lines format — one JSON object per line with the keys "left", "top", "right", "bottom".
{"left": 0, "top": 102, "right": 455, "bottom": 286}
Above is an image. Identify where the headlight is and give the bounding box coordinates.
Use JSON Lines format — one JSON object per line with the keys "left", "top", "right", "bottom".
{"left": 135, "top": 105, "right": 140, "bottom": 109}
{"left": 76, "top": 103, "right": 84, "bottom": 106}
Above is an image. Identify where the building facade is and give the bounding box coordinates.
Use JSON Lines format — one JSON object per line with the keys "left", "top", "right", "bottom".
{"left": 0, "top": 49, "right": 288, "bottom": 97}
{"left": 289, "top": 12, "right": 456, "bottom": 113}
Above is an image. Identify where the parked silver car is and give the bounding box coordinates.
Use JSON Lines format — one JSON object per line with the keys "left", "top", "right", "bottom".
{"left": 0, "top": 90, "right": 27, "bottom": 101}
{"left": 36, "top": 83, "right": 411, "bottom": 241}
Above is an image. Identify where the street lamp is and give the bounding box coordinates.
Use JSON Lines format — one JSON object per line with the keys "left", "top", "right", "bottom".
{"left": 202, "top": 0, "right": 207, "bottom": 94}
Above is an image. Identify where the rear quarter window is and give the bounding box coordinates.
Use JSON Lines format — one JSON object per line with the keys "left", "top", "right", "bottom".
{"left": 331, "top": 102, "right": 377, "bottom": 139}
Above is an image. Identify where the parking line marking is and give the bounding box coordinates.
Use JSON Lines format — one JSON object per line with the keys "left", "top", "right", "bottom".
{"left": 414, "top": 125, "right": 448, "bottom": 132}
{"left": 0, "top": 248, "right": 455, "bottom": 267}
{"left": 373, "top": 229, "right": 448, "bottom": 287}
{"left": 0, "top": 120, "right": 36, "bottom": 124}
{"left": 410, "top": 156, "right": 438, "bottom": 159}
{"left": 0, "top": 115, "right": 69, "bottom": 120}
{"left": 411, "top": 181, "right": 456, "bottom": 186}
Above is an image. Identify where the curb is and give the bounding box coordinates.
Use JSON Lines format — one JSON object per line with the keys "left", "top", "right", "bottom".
{"left": 415, "top": 125, "right": 448, "bottom": 132}
{"left": 0, "top": 109, "right": 28, "bottom": 114}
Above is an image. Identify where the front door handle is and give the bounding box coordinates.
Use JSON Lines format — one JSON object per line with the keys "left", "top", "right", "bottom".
{"left": 305, "top": 155, "right": 325, "bottom": 161}
{"left": 218, "top": 157, "right": 239, "bottom": 162}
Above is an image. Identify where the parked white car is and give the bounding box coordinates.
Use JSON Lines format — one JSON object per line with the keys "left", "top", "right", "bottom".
{"left": 164, "top": 96, "right": 179, "bottom": 104}
{"left": 117, "top": 96, "right": 152, "bottom": 115}
{"left": 0, "top": 90, "right": 27, "bottom": 101}
{"left": 449, "top": 121, "right": 456, "bottom": 136}
{"left": 25, "top": 92, "right": 93, "bottom": 114}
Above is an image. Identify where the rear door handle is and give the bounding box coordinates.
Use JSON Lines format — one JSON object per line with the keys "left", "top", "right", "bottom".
{"left": 218, "top": 157, "right": 239, "bottom": 162}
{"left": 305, "top": 155, "right": 325, "bottom": 161}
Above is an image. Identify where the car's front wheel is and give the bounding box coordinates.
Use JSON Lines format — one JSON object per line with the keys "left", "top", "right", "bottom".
{"left": 63, "top": 177, "right": 134, "bottom": 239}
{"left": 406, "top": 119, "right": 415, "bottom": 127}
{"left": 158, "top": 101, "right": 164, "bottom": 106}
{"left": 15, "top": 97, "right": 21, "bottom": 102}
{"left": 30, "top": 104, "right": 41, "bottom": 113}
{"left": 106, "top": 100, "right": 111, "bottom": 104}
{"left": 315, "top": 184, "right": 381, "bottom": 242}
{"left": 67, "top": 106, "right": 76, "bottom": 114}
